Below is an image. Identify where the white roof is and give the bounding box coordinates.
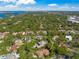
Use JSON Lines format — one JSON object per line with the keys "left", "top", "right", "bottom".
{"left": 65, "top": 35, "right": 72, "bottom": 41}
{"left": 0, "top": 53, "right": 19, "bottom": 59}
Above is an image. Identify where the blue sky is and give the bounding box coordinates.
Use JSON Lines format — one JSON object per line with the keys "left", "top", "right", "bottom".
{"left": 0, "top": 0, "right": 79, "bottom": 11}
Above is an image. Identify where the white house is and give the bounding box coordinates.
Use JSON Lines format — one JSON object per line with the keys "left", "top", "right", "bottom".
{"left": 53, "top": 35, "right": 59, "bottom": 41}
{"left": 35, "top": 35, "right": 43, "bottom": 40}
{"left": 68, "top": 16, "right": 79, "bottom": 23}
{"left": 33, "top": 40, "right": 47, "bottom": 48}
{"left": 65, "top": 34, "right": 72, "bottom": 41}
{"left": 0, "top": 52, "right": 20, "bottom": 59}
{"left": 0, "top": 33, "right": 5, "bottom": 39}
{"left": 23, "top": 36, "right": 32, "bottom": 43}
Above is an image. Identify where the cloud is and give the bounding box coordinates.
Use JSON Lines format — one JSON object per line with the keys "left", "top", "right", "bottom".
{"left": 0, "top": 6, "right": 27, "bottom": 11}
{"left": 0, "top": 0, "right": 36, "bottom": 5}
{"left": 16, "top": 0, "right": 36, "bottom": 5}
{"left": 0, "top": 0, "right": 36, "bottom": 11}
{"left": 0, "top": 1, "right": 79, "bottom": 11}
{"left": 5, "top": 5, "right": 17, "bottom": 8}
{"left": 48, "top": 4, "right": 58, "bottom": 7}
{"left": 48, "top": 4, "right": 79, "bottom": 11}
{"left": 0, "top": 4, "right": 35, "bottom": 11}
{"left": 0, "top": 0, "right": 16, "bottom": 3}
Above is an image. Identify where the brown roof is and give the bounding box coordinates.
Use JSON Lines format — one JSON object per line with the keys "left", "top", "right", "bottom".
{"left": 35, "top": 48, "right": 49, "bottom": 58}
{"left": 11, "top": 44, "right": 17, "bottom": 52}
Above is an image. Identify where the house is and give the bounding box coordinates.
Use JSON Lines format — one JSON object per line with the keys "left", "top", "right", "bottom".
{"left": 65, "top": 34, "right": 72, "bottom": 41}
{"left": 50, "top": 55, "right": 56, "bottom": 59}
{"left": 7, "top": 40, "right": 23, "bottom": 52}
{"left": 33, "top": 40, "right": 47, "bottom": 48}
{"left": 0, "top": 22, "right": 7, "bottom": 25}
{"left": 42, "top": 30, "right": 47, "bottom": 35}
{"left": 68, "top": 16, "right": 79, "bottom": 23}
{"left": 57, "top": 55, "right": 65, "bottom": 59}
{"left": 63, "top": 30, "right": 79, "bottom": 34}
{"left": 25, "top": 31, "right": 34, "bottom": 35}
{"left": 0, "top": 56, "right": 5, "bottom": 59}
{"left": 65, "top": 42, "right": 71, "bottom": 48}
{"left": 35, "top": 35, "right": 43, "bottom": 40}
{"left": 10, "top": 39, "right": 23, "bottom": 52}
{"left": 23, "top": 36, "right": 32, "bottom": 43}
{"left": 0, "top": 32, "right": 5, "bottom": 39}
{"left": 14, "top": 39, "right": 24, "bottom": 46}
{"left": 70, "top": 30, "right": 79, "bottom": 34}
{"left": 36, "top": 30, "right": 47, "bottom": 35}
{"left": 58, "top": 30, "right": 66, "bottom": 32}
{"left": 10, "top": 44, "right": 17, "bottom": 52}
{"left": 4, "top": 32, "right": 9, "bottom": 35}
{"left": 74, "top": 37, "right": 79, "bottom": 43}
{"left": 35, "top": 48, "right": 49, "bottom": 58}
{"left": 51, "top": 55, "right": 68, "bottom": 59}
{"left": 6, "top": 53, "right": 19, "bottom": 59}
{"left": 10, "top": 15, "right": 15, "bottom": 18}
{"left": 53, "top": 35, "right": 59, "bottom": 41}
{"left": 32, "top": 54, "right": 37, "bottom": 58}
{"left": 22, "top": 32, "right": 26, "bottom": 35}
{"left": 12, "top": 32, "right": 18, "bottom": 36}
{"left": 0, "top": 52, "right": 19, "bottom": 59}
{"left": 59, "top": 42, "right": 66, "bottom": 48}
{"left": 13, "top": 21, "right": 22, "bottom": 25}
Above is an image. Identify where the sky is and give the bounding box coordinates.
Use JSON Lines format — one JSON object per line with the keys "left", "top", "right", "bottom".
{"left": 0, "top": 0, "right": 79, "bottom": 11}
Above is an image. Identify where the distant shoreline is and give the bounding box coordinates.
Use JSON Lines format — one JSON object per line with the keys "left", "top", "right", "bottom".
{"left": 0, "top": 11, "right": 79, "bottom": 18}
